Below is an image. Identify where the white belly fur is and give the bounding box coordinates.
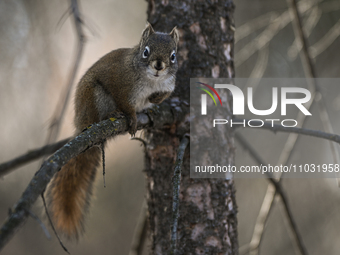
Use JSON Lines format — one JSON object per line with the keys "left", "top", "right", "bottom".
{"left": 133, "top": 75, "right": 175, "bottom": 112}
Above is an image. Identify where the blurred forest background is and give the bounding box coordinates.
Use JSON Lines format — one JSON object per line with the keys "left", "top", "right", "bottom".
{"left": 0, "top": 0, "right": 340, "bottom": 254}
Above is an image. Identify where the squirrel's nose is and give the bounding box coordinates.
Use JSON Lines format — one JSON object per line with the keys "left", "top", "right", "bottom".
{"left": 154, "top": 60, "right": 164, "bottom": 71}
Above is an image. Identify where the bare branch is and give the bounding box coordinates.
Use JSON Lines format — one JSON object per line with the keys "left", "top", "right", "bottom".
{"left": 41, "top": 192, "right": 69, "bottom": 253}
{"left": 0, "top": 138, "right": 71, "bottom": 178}
{"left": 101, "top": 142, "right": 106, "bottom": 188}
{"left": 130, "top": 137, "right": 148, "bottom": 148}
{"left": 287, "top": 0, "right": 340, "bottom": 183}
{"left": 170, "top": 135, "right": 190, "bottom": 255}
{"left": 235, "top": 133, "right": 308, "bottom": 255}
{"left": 45, "top": 0, "right": 86, "bottom": 146}
{"left": 235, "top": 10, "right": 290, "bottom": 67}
{"left": 245, "top": 0, "right": 334, "bottom": 251}
{"left": 26, "top": 209, "right": 51, "bottom": 240}
{"left": 234, "top": 118, "right": 340, "bottom": 145}
{"left": 235, "top": 1, "right": 318, "bottom": 67}
{"left": 309, "top": 19, "right": 340, "bottom": 59}
{"left": 235, "top": 12, "right": 279, "bottom": 43}
{"left": 287, "top": 6, "right": 321, "bottom": 60}
{"left": 0, "top": 102, "right": 188, "bottom": 252}
{"left": 287, "top": 0, "right": 316, "bottom": 78}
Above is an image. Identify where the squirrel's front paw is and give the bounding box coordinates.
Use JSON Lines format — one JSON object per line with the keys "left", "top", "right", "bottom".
{"left": 127, "top": 116, "right": 137, "bottom": 137}
{"left": 148, "top": 91, "right": 171, "bottom": 104}
{"left": 109, "top": 111, "right": 137, "bottom": 136}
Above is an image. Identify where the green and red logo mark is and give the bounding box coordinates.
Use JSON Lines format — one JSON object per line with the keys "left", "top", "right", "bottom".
{"left": 197, "top": 82, "right": 222, "bottom": 115}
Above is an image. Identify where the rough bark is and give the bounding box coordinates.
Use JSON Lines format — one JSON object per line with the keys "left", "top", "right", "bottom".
{"left": 144, "top": 0, "right": 238, "bottom": 254}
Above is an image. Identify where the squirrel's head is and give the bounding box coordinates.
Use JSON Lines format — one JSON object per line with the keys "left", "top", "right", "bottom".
{"left": 137, "top": 22, "right": 179, "bottom": 79}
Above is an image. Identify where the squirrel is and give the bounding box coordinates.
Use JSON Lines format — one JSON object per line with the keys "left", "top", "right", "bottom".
{"left": 47, "top": 23, "right": 179, "bottom": 239}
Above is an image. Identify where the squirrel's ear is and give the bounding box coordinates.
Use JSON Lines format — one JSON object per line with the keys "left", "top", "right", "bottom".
{"left": 169, "top": 26, "right": 179, "bottom": 45}
{"left": 140, "top": 22, "right": 155, "bottom": 47}
{"left": 141, "top": 22, "right": 155, "bottom": 39}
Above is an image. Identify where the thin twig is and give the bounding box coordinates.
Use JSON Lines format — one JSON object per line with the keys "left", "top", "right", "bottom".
{"left": 31, "top": 6, "right": 86, "bottom": 251}
{"left": 287, "top": 6, "right": 321, "bottom": 60}
{"left": 240, "top": 1, "right": 335, "bottom": 253}
{"left": 287, "top": 0, "right": 340, "bottom": 184}
{"left": 41, "top": 192, "right": 69, "bottom": 254}
{"left": 55, "top": 6, "right": 72, "bottom": 32}
{"left": 26, "top": 209, "right": 51, "bottom": 240}
{"left": 235, "top": 133, "right": 273, "bottom": 179}
{"left": 44, "top": 0, "right": 86, "bottom": 147}
{"left": 235, "top": 11, "right": 290, "bottom": 67}
{"left": 130, "top": 137, "right": 148, "bottom": 148}
{"left": 101, "top": 142, "right": 106, "bottom": 188}
{"left": 235, "top": 133, "right": 308, "bottom": 255}
{"left": 245, "top": 80, "right": 315, "bottom": 255}
{"left": 244, "top": 98, "right": 314, "bottom": 252}
{"left": 128, "top": 199, "right": 148, "bottom": 255}
{"left": 234, "top": 118, "right": 340, "bottom": 145}
{"left": 309, "top": 19, "right": 340, "bottom": 59}
{"left": 235, "top": 11, "right": 279, "bottom": 43}
{"left": 170, "top": 134, "right": 190, "bottom": 255}
{"left": 287, "top": 0, "right": 316, "bottom": 77}
{"left": 0, "top": 138, "right": 71, "bottom": 178}
{"left": 240, "top": 95, "right": 326, "bottom": 254}
{"left": 235, "top": 2, "right": 316, "bottom": 68}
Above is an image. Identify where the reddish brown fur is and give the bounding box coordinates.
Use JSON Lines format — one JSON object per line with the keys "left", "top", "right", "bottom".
{"left": 47, "top": 147, "right": 100, "bottom": 239}
{"left": 47, "top": 23, "right": 178, "bottom": 239}
{"left": 74, "top": 49, "right": 138, "bottom": 133}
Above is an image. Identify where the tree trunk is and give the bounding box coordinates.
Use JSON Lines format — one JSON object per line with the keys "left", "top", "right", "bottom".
{"left": 144, "top": 0, "right": 238, "bottom": 254}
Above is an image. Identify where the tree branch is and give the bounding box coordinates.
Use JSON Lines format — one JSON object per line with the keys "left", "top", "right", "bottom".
{"left": 0, "top": 138, "right": 71, "bottom": 178}
{"left": 234, "top": 118, "right": 340, "bottom": 145}
{"left": 287, "top": 0, "right": 340, "bottom": 184}
{"left": 45, "top": 0, "right": 86, "bottom": 146}
{"left": 0, "top": 101, "right": 188, "bottom": 252}
{"left": 235, "top": 133, "right": 308, "bottom": 255}
{"left": 287, "top": 0, "right": 316, "bottom": 78}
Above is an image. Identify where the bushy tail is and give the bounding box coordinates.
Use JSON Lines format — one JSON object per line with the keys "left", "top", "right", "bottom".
{"left": 47, "top": 146, "right": 101, "bottom": 239}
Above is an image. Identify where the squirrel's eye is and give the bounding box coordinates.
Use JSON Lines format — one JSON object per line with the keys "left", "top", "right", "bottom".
{"left": 170, "top": 51, "right": 176, "bottom": 63}
{"left": 143, "top": 46, "right": 150, "bottom": 58}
